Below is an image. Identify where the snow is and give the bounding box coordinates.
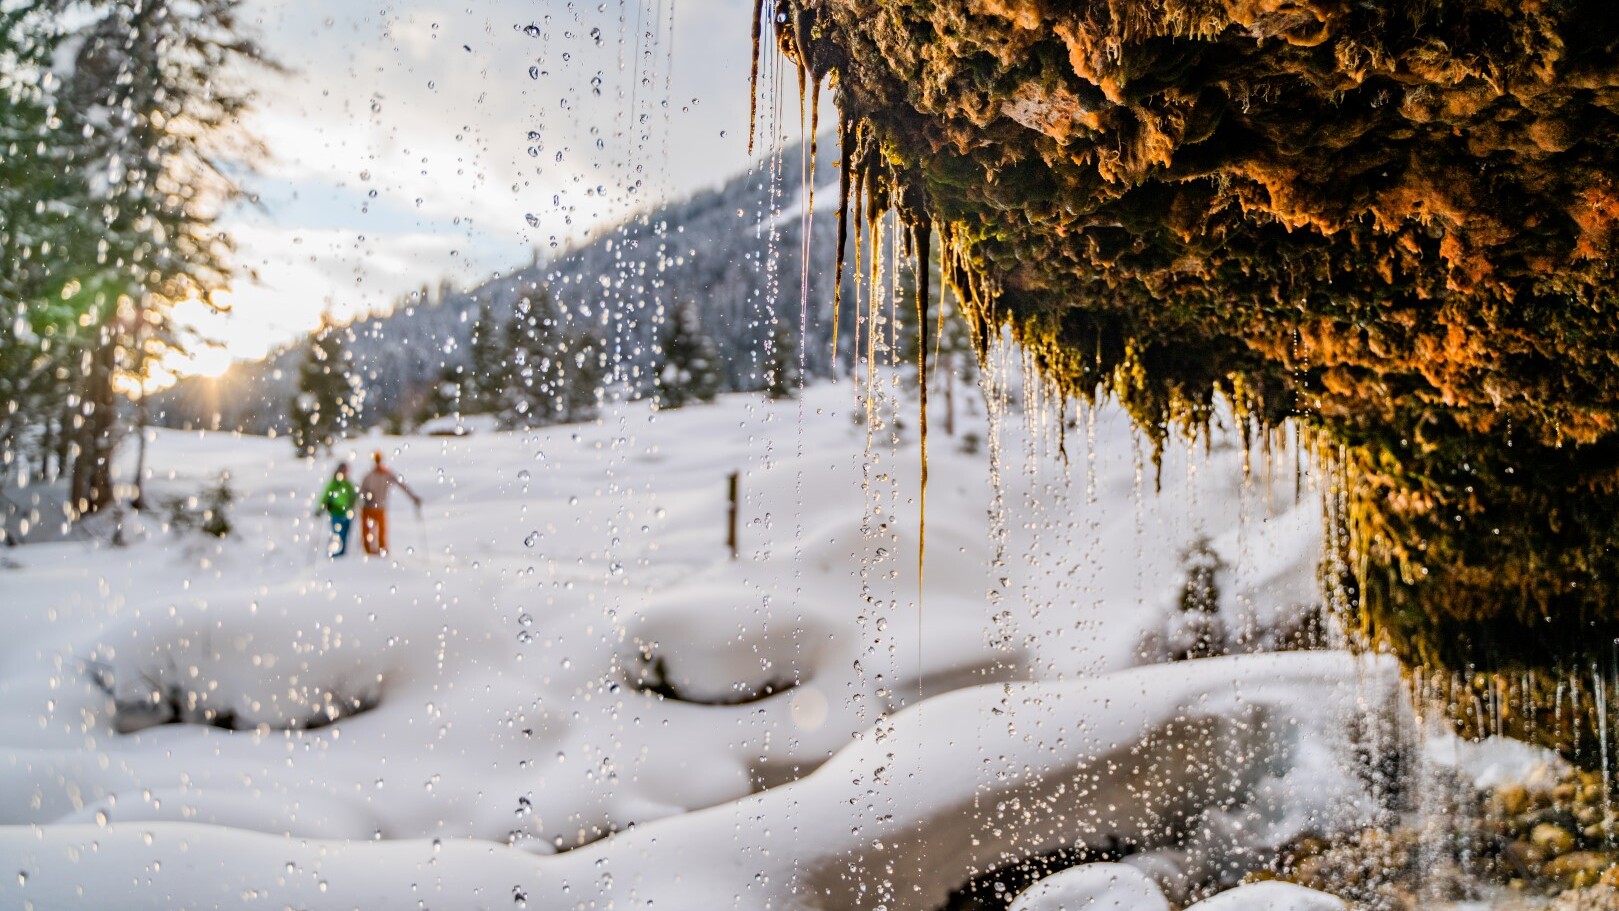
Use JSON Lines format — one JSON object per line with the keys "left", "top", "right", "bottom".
{"left": 1422, "top": 731, "right": 1570, "bottom": 791}
{"left": 0, "top": 380, "right": 1398, "bottom": 909}
{"left": 1009, "top": 862, "right": 1170, "bottom": 910}
{"left": 1186, "top": 881, "right": 1348, "bottom": 910}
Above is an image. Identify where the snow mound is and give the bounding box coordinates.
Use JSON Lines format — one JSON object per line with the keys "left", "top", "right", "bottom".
{"left": 1185, "top": 880, "right": 1348, "bottom": 911}
{"left": 3, "top": 652, "right": 1397, "bottom": 911}
{"left": 1010, "top": 862, "right": 1170, "bottom": 911}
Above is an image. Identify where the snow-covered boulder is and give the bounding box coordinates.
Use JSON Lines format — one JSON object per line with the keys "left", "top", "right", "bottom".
{"left": 1010, "top": 862, "right": 1169, "bottom": 911}
{"left": 1186, "top": 881, "right": 1347, "bottom": 911}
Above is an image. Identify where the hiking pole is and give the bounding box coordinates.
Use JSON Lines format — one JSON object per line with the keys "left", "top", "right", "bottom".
{"left": 415, "top": 500, "right": 429, "bottom": 559}
{"left": 307, "top": 516, "right": 325, "bottom": 567}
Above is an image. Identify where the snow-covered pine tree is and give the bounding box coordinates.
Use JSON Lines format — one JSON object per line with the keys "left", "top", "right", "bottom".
{"left": 499, "top": 288, "right": 567, "bottom": 428}
{"left": 289, "top": 322, "right": 360, "bottom": 456}
{"left": 657, "top": 302, "right": 720, "bottom": 410}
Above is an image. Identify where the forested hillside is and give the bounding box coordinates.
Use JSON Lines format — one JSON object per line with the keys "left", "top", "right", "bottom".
{"left": 155, "top": 138, "right": 853, "bottom": 434}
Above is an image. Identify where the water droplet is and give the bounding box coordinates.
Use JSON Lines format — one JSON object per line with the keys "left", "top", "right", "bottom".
{"left": 528, "top": 65, "right": 541, "bottom": 80}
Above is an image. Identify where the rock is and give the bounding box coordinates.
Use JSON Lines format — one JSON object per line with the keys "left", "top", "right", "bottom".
{"left": 1548, "top": 882, "right": 1619, "bottom": 910}
{"left": 1504, "top": 840, "right": 1548, "bottom": 873}
{"left": 1008, "top": 862, "right": 1169, "bottom": 911}
{"left": 1184, "top": 881, "right": 1348, "bottom": 911}
{"left": 1533, "top": 823, "right": 1579, "bottom": 857}
{"left": 1496, "top": 784, "right": 1531, "bottom": 817}
{"left": 1543, "top": 851, "right": 1617, "bottom": 889}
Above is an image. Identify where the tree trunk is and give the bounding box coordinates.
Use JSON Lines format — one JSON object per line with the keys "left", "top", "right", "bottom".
{"left": 131, "top": 303, "right": 149, "bottom": 511}
{"left": 132, "top": 393, "right": 149, "bottom": 511}
{"left": 68, "top": 336, "right": 117, "bottom": 518}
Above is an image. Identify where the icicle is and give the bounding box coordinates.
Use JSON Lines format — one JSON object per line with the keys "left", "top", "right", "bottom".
{"left": 1596, "top": 663, "right": 1612, "bottom": 843}
{"left": 832, "top": 117, "right": 853, "bottom": 368}
{"left": 797, "top": 65, "right": 813, "bottom": 372}
{"left": 808, "top": 76, "right": 820, "bottom": 220}
{"left": 748, "top": 0, "right": 764, "bottom": 156}
{"left": 914, "top": 218, "right": 932, "bottom": 651}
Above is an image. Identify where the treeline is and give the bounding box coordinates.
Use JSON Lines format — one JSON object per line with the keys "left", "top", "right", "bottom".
{"left": 152, "top": 138, "right": 854, "bottom": 440}
{"left": 286, "top": 282, "right": 795, "bottom": 454}
{"left": 0, "top": 1, "right": 265, "bottom": 530}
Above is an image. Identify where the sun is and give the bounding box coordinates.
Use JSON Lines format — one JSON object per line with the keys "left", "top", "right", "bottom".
{"left": 181, "top": 344, "right": 235, "bottom": 379}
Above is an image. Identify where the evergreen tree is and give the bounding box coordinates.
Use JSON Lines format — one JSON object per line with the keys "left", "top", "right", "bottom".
{"left": 416, "top": 363, "right": 466, "bottom": 424}
{"left": 657, "top": 302, "right": 720, "bottom": 409}
{"left": 561, "top": 332, "right": 605, "bottom": 421}
{"left": 499, "top": 289, "right": 567, "bottom": 428}
{"left": 763, "top": 322, "right": 801, "bottom": 401}
{"left": 0, "top": 7, "right": 98, "bottom": 505}
{"left": 16, "top": 0, "right": 269, "bottom": 516}
{"left": 465, "top": 299, "right": 508, "bottom": 413}
{"left": 289, "top": 323, "right": 360, "bottom": 457}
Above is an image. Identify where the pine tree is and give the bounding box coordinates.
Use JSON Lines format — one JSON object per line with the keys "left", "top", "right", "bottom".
{"left": 48, "top": 0, "right": 268, "bottom": 514}
{"left": 416, "top": 363, "right": 466, "bottom": 424}
{"left": 763, "top": 322, "right": 801, "bottom": 401}
{"left": 289, "top": 323, "right": 360, "bottom": 457}
{"left": 562, "top": 332, "right": 605, "bottom": 421}
{"left": 465, "top": 299, "right": 508, "bottom": 414}
{"left": 657, "top": 302, "right": 720, "bottom": 409}
{"left": 0, "top": 7, "right": 99, "bottom": 507}
{"left": 499, "top": 289, "right": 567, "bottom": 428}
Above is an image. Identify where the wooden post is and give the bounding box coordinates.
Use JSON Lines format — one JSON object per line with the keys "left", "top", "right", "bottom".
{"left": 727, "top": 470, "right": 740, "bottom": 559}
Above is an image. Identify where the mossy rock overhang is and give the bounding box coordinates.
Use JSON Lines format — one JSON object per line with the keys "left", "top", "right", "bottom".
{"left": 766, "top": 0, "right": 1619, "bottom": 682}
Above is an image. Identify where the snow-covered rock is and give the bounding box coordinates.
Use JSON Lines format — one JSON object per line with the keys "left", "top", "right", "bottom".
{"left": 1010, "top": 863, "right": 1170, "bottom": 911}
{"left": 1185, "top": 881, "right": 1348, "bottom": 911}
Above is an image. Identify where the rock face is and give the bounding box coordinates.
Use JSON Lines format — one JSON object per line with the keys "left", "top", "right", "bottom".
{"left": 764, "top": 0, "right": 1619, "bottom": 758}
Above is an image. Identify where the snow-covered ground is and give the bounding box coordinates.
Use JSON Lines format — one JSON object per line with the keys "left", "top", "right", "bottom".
{"left": 2, "top": 379, "right": 1402, "bottom": 909}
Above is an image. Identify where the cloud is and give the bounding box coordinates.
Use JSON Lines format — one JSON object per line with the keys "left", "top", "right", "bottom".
{"left": 211, "top": 0, "right": 815, "bottom": 371}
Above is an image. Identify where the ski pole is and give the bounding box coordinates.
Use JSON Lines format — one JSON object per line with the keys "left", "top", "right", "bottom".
{"left": 415, "top": 501, "right": 429, "bottom": 558}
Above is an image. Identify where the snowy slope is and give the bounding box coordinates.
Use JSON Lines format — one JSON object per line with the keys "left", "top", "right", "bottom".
{"left": 0, "top": 379, "right": 1392, "bottom": 909}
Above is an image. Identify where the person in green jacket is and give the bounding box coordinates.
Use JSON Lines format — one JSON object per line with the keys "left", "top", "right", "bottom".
{"left": 317, "top": 462, "right": 358, "bottom": 557}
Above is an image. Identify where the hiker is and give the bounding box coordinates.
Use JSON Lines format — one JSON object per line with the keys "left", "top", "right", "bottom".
{"left": 317, "top": 462, "right": 357, "bottom": 557}
{"left": 359, "top": 450, "right": 421, "bottom": 556}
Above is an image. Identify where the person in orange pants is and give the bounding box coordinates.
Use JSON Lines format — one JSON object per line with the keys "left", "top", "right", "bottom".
{"left": 358, "top": 450, "right": 421, "bottom": 556}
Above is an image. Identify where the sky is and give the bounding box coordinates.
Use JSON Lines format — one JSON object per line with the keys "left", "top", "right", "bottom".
{"left": 176, "top": 0, "right": 813, "bottom": 376}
